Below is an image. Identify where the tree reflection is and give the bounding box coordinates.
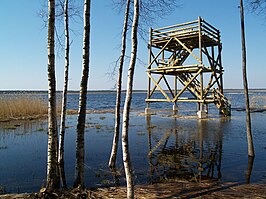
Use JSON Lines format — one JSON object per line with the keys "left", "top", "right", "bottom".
{"left": 245, "top": 156, "right": 254, "bottom": 184}
{"left": 58, "top": 163, "right": 67, "bottom": 189}
{"left": 110, "top": 168, "right": 121, "bottom": 186}
{"left": 146, "top": 117, "right": 224, "bottom": 183}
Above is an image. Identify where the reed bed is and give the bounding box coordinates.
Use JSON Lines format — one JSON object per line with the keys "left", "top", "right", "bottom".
{"left": 0, "top": 97, "right": 48, "bottom": 121}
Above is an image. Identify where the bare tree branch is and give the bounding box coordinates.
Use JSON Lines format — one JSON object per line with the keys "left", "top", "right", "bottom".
{"left": 38, "top": 0, "right": 83, "bottom": 56}
{"left": 247, "top": 0, "right": 266, "bottom": 20}
{"left": 112, "top": 0, "right": 181, "bottom": 40}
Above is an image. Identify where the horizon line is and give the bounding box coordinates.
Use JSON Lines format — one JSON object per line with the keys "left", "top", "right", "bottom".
{"left": 1, "top": 88, "right": 266, "bottom": 92}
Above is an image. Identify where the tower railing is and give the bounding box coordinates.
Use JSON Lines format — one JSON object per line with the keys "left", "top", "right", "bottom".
{"left": 151, "top": 17, "right": 220, "bottom": 45}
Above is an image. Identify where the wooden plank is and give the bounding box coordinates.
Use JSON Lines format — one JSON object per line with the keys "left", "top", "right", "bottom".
{"left": 152, "top": 31, "right": 199, "bottom": 43}
{"left": 201, "top": 19, "right": 219, "bottom": 33}
{"left": 201, "top": 24, "right": 219, "bottom": 37}
{"left": 153, "top": 25, "right": 198, "bottom": 37}
{"left": 148, "top": 64, "right": 200, "bottom": 71}
{"left": 149, "top": 68, "right": 200, "bottom": 76}
{"left": 176, "top": 98, "right": 215, "bottom": 103}
{"left": 145, "top": 99, "right": 171, "bottom": 102}
{"left": 153, "top": 20, "right": 198, "bottom": 32}
{"left": 164, "top": 67, "right": 199, "bottom": 73}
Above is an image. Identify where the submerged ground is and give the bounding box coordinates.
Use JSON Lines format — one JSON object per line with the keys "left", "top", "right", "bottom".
{"left": 0, "top": 91, "right": 266, "bottom": 197}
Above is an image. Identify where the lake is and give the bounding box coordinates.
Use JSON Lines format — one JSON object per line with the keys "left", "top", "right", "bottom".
{"left": 0, "top": 90, "right": 266, "bottom": 194}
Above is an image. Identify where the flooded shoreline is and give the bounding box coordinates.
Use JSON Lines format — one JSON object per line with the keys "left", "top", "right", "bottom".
{"left": 0, "top": 109, "right": 266, "bottom": 194}
{"left": 0, "top": 91, "right": 266, "bottom": 194}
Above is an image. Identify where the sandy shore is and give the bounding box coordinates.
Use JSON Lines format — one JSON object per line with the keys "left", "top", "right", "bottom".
{"left": 1, "top": 181, "right": 266, "bottom": 198}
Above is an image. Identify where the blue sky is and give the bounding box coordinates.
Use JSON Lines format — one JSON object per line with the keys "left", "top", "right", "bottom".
{"left": 0, "top": 0, "right": 265, "bottom": 90}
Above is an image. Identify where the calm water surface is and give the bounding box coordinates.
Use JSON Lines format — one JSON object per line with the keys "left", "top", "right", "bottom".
{"left": 0, "top": 91, "right": 266, "bottom": 193}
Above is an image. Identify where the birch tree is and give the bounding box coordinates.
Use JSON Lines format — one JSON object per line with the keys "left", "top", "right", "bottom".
{"left": 121, "top": 0, "right": 139, "bottom": 198}
{"left": 240, "top": 0, "right": 255, "bottom": 157}
{"left": 46, "top": 0, "right": 60, "bottom": 190}
{"left": 109, "top": 0, "right": 131, "bottom": 170}
{"left": 58, "top": 0, "right": 69, "bottom": 188}
{"left": 74, "top": 0, "right": 91, "bottom": 188}
{"left": 109, "top": 0, "right": 180, "bottom": 171}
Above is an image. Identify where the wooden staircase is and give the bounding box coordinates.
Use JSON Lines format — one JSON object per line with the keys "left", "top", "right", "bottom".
{"left": 212, "top": 89, "right": 231, "bottom": 116}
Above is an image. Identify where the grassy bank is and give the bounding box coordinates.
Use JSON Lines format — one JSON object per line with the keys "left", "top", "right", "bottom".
{"left": 0, "top": 97, "right": 48, "bottom": 121}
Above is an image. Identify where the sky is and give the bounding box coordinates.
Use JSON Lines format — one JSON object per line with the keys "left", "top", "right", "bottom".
{"left": 0, "top": 0, "right": 265, "bottom": 90}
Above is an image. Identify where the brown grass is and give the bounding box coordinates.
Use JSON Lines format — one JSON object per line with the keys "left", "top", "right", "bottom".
{"left": 1, "top": 181, "right": 266, "bottom": 198}
{"left": 0, "top": 97, "right": 48, "bottom": 121}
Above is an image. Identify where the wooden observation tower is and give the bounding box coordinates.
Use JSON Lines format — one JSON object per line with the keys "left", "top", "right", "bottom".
{"left": 145, "top": 17, "right": 231, "bottom": 118}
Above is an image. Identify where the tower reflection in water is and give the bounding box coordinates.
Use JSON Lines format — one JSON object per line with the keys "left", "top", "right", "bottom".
{"left": 145, "top": 115, "right": 248, "bottom": 183}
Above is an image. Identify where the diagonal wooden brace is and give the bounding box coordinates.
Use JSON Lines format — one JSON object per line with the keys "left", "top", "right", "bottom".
{"left": 173, "top": 37, "right": 201, "bottom": 63}
{"left": 147, "top": 38, "right": 173, "bottom": 69}
{"left": 147, "top": 72, "right": 171, "bottom": 102}
{"left": 172, "top": 68, "right": 202, "bottom": 102}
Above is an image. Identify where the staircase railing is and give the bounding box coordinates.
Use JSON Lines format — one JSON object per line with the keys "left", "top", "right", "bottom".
{"left": 213, "top": 88, "right": 231, "bottom": 116}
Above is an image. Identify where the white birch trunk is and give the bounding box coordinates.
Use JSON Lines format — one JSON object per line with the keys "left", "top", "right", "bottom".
{"left": 121, "top": 0, "right": 139, "bottom": 198}
{"left": 109, "top": 0, "right": 131, "bottom": 170}
{"left": 74, "top": 0, "right": 91, "bottom": 188}
{"left": 58, "top": 0, "right": 69, "bottom": 188}
{"left": 46, "top": 0, "right": 59, "bottom": 191}
{"left": 240, "top": 0, "right": 255, "bottom": 157}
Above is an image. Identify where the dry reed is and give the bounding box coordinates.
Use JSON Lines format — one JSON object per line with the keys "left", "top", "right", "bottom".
{"left": 0, "top": 97, "right": 48, "bottom": 121}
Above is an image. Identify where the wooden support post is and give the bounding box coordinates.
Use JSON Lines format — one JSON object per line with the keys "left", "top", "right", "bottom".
{"left": 145, "top": 28, "right": 152, "bottom": 115}
{"left": 218, "top": 40, "right": 223, "bottom": 94}
{"left": 218, "top": 31, "right": 224, "bottom": 114}
{"left": 211, "top": 45, "right": 215, "bottom": 69}
{"left": 197, "top": 16, "right": 207, "bottom": 118}
{"left": 198, "top": 16, "right": 203, "bottom": 104}
{"left": 173, "top": 49, "right": 178, "bottom": 113}
{"left": 173, "top": 75, "right": 178, "bottom": 113}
